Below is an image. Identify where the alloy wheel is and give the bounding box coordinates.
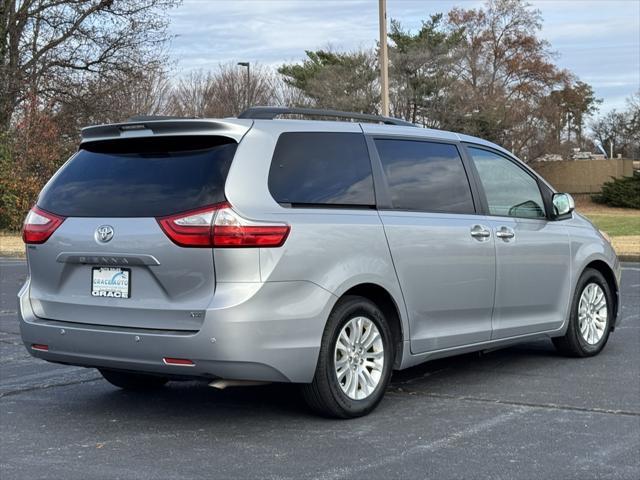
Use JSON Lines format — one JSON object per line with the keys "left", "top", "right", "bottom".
{"left": 334, "top": 316, "right": 385, "bottom": 400}
{"left": 578, "top": 282, "right": 608, "bottom": 345}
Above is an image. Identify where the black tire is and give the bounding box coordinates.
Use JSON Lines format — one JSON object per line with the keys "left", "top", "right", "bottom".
{"left": 553, "top": 268, "right": 613, "bottom": 357}
{"left": 302, "top": 295, "right": 394, "bottom": 418}
{"left": 99, "top": 369, "right": 168, "bottom": 391}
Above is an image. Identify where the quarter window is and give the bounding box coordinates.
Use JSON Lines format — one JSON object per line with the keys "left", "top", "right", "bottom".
{"left": 374, "top": 139, "right": 475, "bottom": 213}
{"left": 268, "top": 132, "right": 375, "bottom": 207}
{"left": 468, "top": 147, "right": 546, "bottom": 219}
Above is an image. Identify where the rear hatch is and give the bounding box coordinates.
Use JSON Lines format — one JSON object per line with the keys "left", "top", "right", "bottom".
{"left": 25, "top": 121, "right": 250, "bottom": 331}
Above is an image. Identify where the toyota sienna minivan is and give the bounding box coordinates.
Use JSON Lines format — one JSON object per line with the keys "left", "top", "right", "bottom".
{"left": 19, "top": 107, "right": 621, "bottom": 418}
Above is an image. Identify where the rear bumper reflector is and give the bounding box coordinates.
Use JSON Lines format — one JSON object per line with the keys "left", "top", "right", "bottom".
{"left": 31, "top": 344, "right": 49, "bottom": 352}
{"left": 163, "top": 357, "right": 195, "bottom": 366}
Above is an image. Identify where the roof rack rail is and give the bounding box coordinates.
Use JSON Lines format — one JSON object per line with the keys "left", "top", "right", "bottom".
{"left": 237, "top": 106, "right": 416, "bottom": 127}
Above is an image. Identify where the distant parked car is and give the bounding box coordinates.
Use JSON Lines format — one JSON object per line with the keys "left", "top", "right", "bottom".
{"left": 19, "top": 107, "right": 621, "bottom": 417}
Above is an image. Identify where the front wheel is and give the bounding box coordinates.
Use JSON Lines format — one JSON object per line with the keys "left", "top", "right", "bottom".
{"left": 302, "top": 295, "right": 394, "bottom": 418}
{"left": 553, "top": 268, "right": 613, "bottom": 357}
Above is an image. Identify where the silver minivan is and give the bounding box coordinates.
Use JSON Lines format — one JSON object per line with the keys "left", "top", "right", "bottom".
{"left": 19, "top": 107, "right": 621, "bottom": 417}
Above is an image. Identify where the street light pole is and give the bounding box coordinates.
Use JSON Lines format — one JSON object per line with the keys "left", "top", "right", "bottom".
{"left": 378, "top": 0, "right": 389, "bottom": 116}
{"left": 237, "top": 62, "right": 250, "bottom": 109}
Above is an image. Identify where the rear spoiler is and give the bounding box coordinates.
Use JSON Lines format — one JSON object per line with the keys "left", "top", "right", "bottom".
{"left": 80, "top": 119, "right": 253, "bottom": 144}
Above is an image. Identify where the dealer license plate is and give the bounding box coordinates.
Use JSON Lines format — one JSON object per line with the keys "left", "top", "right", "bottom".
{"left": 91, "top": 267, "right": 131, "bottom": 299}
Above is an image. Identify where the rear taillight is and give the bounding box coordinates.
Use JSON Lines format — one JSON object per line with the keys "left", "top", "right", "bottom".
{"left": 22, "top": 206, "right": 65, "bottom": 244}
{"left": 213, "top": 208, "right": 290, "bottom": 247}
{"left": 157, "top": 202, "right": 290, "bottom": 248}
{"left": 157, "top": 204, "right": 220, "bottom": 247}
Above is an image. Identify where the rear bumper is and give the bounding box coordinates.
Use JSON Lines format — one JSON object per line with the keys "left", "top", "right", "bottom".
{"left": 19, "top": 279, "right": 335, "bottom": 383}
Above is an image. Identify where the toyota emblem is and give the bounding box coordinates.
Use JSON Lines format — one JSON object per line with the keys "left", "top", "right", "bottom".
{"left": 95, "top": 225, "right": 114, "bottom": 243}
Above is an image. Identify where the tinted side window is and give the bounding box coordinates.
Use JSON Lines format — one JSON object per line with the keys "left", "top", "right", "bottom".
{"left": 468, "top": 147, "right": 546, "bottom": 219}
{"left": 268, "top": 132, "right": 374, "bottom": 207}
{"left": 374, "top": 139, "right": 475, "bottom": 213}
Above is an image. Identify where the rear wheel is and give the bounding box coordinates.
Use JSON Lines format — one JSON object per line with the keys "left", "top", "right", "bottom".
{"left": 553, "top": 268, "right": 613, "bottom": 357}
{"left": 99, "top": 369, "right": 168, "bottom": 391}
{"left": 302, "top": 295, "right": 394, "bottom": 418}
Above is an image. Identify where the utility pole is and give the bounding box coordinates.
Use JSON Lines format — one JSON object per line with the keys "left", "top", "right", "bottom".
{"left": 237, "top": 62, "right": 250, "bottom": 109}
{"left": 378, "top": 0, "right": 389, "bottom": 116}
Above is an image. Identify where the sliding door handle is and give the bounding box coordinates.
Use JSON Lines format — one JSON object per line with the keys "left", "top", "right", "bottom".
{"left": 496, "top": 226, "right": 515, "bottom": 240}
{"left": 470, "top": 225, "right": 491, "bottom": 240}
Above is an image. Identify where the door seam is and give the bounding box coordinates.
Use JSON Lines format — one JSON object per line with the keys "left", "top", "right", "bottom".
{"left": 488, "top": 218, "right": 498, "bottom": 341}
{"left": 375, "top": 210, "right": 413, "bottom": 351}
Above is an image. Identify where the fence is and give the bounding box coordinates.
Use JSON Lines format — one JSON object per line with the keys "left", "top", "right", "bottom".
{"left": 530, "top": 158, "right": 634, "bottom": 194}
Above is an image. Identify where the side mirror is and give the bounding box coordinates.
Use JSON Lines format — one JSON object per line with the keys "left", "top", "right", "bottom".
{"left": 552, "top": 193, "right": 575, "bottom": 218}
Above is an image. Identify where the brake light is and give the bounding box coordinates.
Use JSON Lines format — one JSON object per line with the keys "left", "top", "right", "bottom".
{"left": 22, "top": 206, "right": 65, "bottom": 244}
{"left": 157, "top": 203, "right": 290, "bottom": 248}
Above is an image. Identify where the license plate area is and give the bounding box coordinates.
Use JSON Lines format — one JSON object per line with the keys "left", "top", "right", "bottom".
{"left": 91, "top": 267, "right": 131, "bottom": 299}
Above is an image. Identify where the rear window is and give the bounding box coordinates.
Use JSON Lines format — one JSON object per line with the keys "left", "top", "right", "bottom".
{"left": 268, "top": 132, "right": 375, "bottom": 207}
{"left": 38, "top": 136, "right": 237, "bottom": 217}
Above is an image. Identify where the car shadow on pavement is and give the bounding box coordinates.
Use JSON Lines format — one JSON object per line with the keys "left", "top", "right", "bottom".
{"left": 87, "top": 381, "right": 314, "bottom": 421}
{"left": 390, "top": 338, "right": 559, "bottom": 384}
{"left": 68, "top": 339, "right": 563, "bottom": 422}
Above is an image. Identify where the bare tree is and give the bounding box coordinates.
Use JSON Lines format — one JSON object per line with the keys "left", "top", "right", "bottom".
{"left": 168, "top": 63, "right": 280, "bottom": 118}
{"left": 445, "top": 0, "right": 568, "bottom": 157}
{"left": 56, "top": 65, "right": 173, "bottom": 136}
{"left": 167, "top": 70, "right": 216, "bottom": 118}
{"left": 590, "top": 91, "right": 640, "bottom": 159}
{"left": 210, "top": 63, "right": 279, "bottom": 117}
{"left": 626, "top": 91, "right": 640, "bottom": 153}
{"left": 271, "top": 74, "right": 310, "bottom": 109}
{"left": 0, "top": 0, "right": 180, "bottom": 132}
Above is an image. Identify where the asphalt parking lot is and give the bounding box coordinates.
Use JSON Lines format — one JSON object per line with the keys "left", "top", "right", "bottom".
{"left": 1, "top": 258, "right": 638, "bottom": 480}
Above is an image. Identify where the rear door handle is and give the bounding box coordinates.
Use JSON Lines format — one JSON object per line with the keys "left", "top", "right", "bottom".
{"left": 470, "top": 225, "right": 491, "bottom": 240}
{"left": 495, "top": 226, "right": 515, "bottom": 240}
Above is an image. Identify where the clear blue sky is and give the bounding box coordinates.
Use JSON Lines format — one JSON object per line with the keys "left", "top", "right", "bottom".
{"left": 169, "top": 0, "right": 640, "bottom": 116}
